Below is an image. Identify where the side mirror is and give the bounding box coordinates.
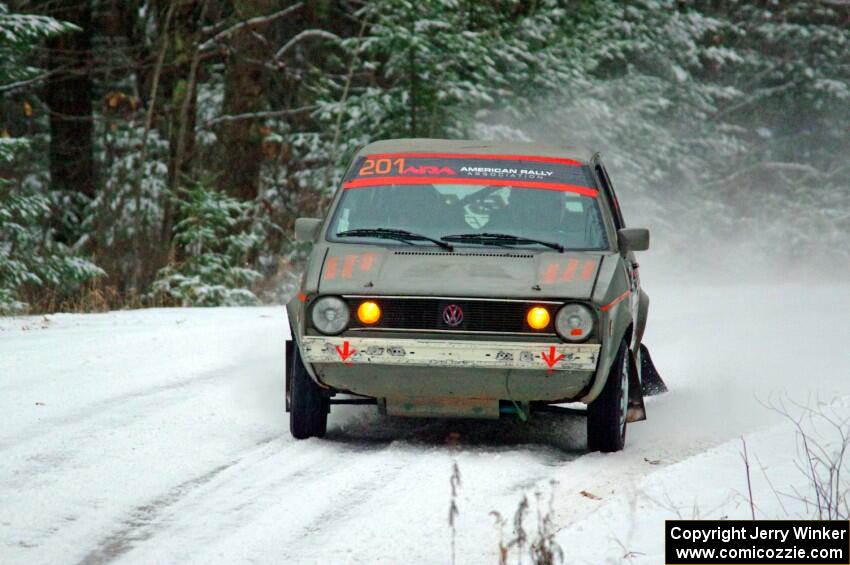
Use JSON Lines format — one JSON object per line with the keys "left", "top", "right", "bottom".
{"left": 617, "top": 228, "right": 650, "bottom": 254}
{"left": 294, "top": 218, "right": 322, "bottom": 242}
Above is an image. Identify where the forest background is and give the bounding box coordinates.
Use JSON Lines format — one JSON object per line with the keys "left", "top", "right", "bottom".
{"left": 1, "top": 0, "right": 847, "bottom": 313}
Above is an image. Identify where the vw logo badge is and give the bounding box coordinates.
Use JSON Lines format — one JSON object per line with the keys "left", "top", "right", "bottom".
{"left": 442, "top": 304, "right": 464, "bottom": 327}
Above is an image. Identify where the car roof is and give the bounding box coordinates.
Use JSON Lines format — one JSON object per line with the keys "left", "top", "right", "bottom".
{"left": 355, "top": 138, "right": 596, "bottom": 165}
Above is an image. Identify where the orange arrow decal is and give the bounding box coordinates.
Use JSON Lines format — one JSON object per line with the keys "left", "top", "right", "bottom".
{"left": 335, "top": 341, "right": 357, "bottom": 365}
{"left": 541, "top": 346, "right": 565, "bottom": 373}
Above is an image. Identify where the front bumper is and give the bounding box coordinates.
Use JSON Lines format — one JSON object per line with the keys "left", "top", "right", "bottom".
{"left": 301, "top": 336, "right": 600, "bottom": 372}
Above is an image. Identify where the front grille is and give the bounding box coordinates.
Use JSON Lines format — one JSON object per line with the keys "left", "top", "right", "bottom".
{"left": 344, "top": 296, "right": 558, "bottom": 335}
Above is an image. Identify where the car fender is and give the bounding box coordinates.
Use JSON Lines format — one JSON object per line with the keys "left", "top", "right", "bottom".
{"left": 285, "top": 311, "right": 327, "bottom": 387}
{"left": 634, "top": 289, "right": 649, "bottom": 350}
{"left": 286, "top": 245, "right": 333, "bottom": 387}
{"left": 285, "top": 242, "right": 327, "bottom": 337}
{"left": 581, "top": 255, "right": 634, "bottom": 403}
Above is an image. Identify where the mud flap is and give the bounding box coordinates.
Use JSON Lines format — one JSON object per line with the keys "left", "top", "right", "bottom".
{"left": 639, "top": 344, "right": 668, "bottom": 396}
{"left": 627, "top": 350, "right": 646, "bottom": 423}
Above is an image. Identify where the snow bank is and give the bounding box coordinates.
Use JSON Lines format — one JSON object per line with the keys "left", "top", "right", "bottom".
{"left": 557, "top": 397, "right": 850, "bottom": 564}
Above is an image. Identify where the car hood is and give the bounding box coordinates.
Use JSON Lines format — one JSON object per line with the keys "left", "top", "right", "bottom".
{"left": 316, "top": 244, "right": 605, "bottom": 299}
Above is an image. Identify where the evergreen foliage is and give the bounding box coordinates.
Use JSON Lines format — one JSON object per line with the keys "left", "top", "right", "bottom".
{"left": 0, "top": 0, "right": 847, "bottom": 311}
{"left": 473, "top": 0, "right": 849, "bottom": 261}
{"left": 150, "top": 184, "right": 262, "bottom": 307}
{"left": 0, "top": 3, "right": 102, "bottom": 313}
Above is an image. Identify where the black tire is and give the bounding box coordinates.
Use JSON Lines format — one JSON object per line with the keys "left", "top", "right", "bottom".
{"left": 289, "top": 344, "right": 328, "bottom": 439}
{"left": 587, "top": 340, "right": 629, "bottom": 452}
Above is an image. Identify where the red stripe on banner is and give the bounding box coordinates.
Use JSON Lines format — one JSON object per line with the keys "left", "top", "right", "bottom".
{"left": 343, "top": 177, "right": 598, "bottom": 197}
{"left": 600, "top": 290, "right": 631, "bottom": 312}
{"left": 365, "top": 152, "right": 584, "bottom": 166}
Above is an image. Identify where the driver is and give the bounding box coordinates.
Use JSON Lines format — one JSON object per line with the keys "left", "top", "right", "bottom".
{"left": 382, "top": 185, "right": 452, "bottom": 232}
{"left": 487, "top": 187, "right": 564, "bottom": 235}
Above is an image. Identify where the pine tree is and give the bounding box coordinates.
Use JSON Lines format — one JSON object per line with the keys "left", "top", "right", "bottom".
{"left": 0, "top": 3, "right": 103, "bottom": 313}
{"left": 150, "top": 183, "right": 263, "bottom": 306}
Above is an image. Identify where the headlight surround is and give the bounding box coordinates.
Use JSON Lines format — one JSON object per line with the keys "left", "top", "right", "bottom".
{"left": 310, "top": 296, "right": 350, "bottom": 335}
{"left": 555, "top": 303, "right": 594, "bottom": 342}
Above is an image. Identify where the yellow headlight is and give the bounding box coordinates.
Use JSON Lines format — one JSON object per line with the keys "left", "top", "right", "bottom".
{"left": 357, "top": 301, "right": 381, "bottom": 324}
{"left": 526, "top": 306, "right": 551, "bottom": 330}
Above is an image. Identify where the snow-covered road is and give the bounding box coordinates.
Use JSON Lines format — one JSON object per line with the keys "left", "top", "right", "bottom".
{"left": 2, "top": 283, "right": 848, "bottom": 564}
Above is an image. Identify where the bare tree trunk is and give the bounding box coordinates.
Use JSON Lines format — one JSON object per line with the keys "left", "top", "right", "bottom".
{"left": 44, "top": 0, "right": 94, "bottom": 242}
{"left": 406, "top": 12, "right": 418, "bottom": 137}
{"left": 160, "top": 0, "right": 208, "bottom": 259}
{"left": 131, "top": 0, "right": 176, "bottom": 291}
{"left": 217, "top": 0, "right": 279, "bottom": 201}
{"left": 173, "top": 0, "right": 210, "bottom": 190}
{"left": 165, "top": 0, "right": 205, "bottom": 192}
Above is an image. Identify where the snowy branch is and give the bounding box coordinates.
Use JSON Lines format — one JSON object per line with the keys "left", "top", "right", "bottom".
{"left": 200, "top": 3, "right": 304, "bottom": 52}
{"left": 204, "top": 106, "right": 317, "bottom": 127}
{"left": 0, "top": 68, "right": 66, "bottom": 93}
{"left": 274, "top": 29, "right": 341, "bottom": 61}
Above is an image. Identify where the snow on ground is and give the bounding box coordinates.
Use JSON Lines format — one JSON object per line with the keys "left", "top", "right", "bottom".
{"left": 1, "top": 282, "right": 849, "bottom": 564}
{"left": 559, "top": 396, "right": 850, "bottom": 564}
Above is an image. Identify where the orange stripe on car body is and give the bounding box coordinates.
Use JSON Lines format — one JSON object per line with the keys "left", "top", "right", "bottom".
{"left": 360, "top": 253, "right": 376, "bottom": 272}
{"left": 580, "top": 260, "right": 597, "bottom": 281}
{"left": 341, "top": 255, "right": 357, "bottom": 279}
{"left": 542, "top": 263, "right": 559, "bottom": 284}
{"left": 561, "top": 259, "right": 579, "bottom": 281}
{"left": 600, "top": 290, "right": 631, "bottom": 312}
{"left": 323, "top": 257, "right": 338, "bottom": 280}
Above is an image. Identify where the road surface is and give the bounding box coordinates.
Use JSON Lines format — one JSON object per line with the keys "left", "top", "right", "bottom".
{"left": 1, "top": 282, "right": 847, "bottom": 564}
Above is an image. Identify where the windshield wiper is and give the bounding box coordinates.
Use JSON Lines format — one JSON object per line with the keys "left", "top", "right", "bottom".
{"left": 440, "top": 232, "right": 564, "bottom": 252}
{"left": 337, "top": 228, "right": 454, "bottom": 251}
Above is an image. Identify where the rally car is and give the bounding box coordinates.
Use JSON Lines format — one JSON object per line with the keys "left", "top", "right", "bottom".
{"left": 285, "top": 139, "right": 665, "bottom": 452}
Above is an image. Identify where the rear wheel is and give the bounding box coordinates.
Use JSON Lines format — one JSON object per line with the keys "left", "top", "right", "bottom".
{"left": 289, "top": 344, "right": 328, "bottom": 439}
{"left": 587, "top": 340, "right": 629, "bottom": 452}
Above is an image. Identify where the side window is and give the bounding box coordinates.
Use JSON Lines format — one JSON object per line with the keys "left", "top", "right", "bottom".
{"left": 595, "top": 164, "right": 625, "bottom": 229}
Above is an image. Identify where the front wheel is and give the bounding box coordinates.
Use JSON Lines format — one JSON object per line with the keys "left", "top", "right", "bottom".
{"left": 587, "top": 340, "right": 629, "bottom": 452}
{"left": 289, "top": 343, "right": 328, "bottom": 439}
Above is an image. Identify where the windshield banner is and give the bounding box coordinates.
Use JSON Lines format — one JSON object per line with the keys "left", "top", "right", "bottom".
{"left": 342, "top": 153, "right": 598, "bottom": 197}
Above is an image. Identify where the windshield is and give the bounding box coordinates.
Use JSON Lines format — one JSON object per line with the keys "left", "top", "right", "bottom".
{"left": 327, "top": 153, "right": 610, "bottom": 251}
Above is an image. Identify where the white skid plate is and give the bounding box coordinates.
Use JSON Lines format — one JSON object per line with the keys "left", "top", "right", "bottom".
{"left": 301, "top": 336, "right": 600, "bottom": 372}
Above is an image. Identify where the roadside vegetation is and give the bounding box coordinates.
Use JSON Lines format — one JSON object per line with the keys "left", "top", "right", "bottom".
{"left": 440, "top": 398, "right": 850, "bottom": 563}
{"left": 449, "top": 460, "right": 564, "bottom": 565}
{"left": 745, "top": 399, "right": 850, "bottom": 521}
